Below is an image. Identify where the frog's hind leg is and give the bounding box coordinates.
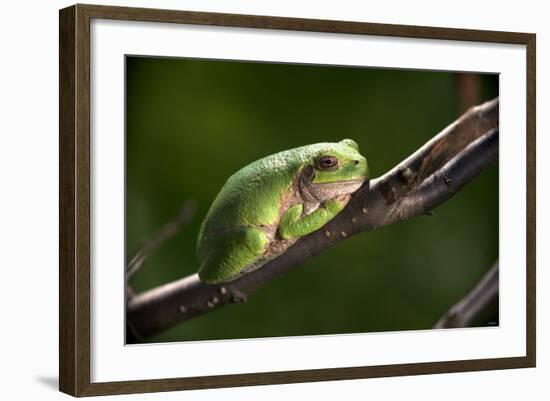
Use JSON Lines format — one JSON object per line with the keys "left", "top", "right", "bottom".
{"left": 198, "top": 227, "right": 269, "bottom": 285}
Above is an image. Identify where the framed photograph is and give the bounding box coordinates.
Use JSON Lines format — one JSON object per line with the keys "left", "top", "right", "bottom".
{"left": 59, "top": 4, "right": 536, "bottom": 396}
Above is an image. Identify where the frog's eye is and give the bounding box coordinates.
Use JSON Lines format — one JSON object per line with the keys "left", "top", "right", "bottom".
{"left": 316, "top": 156, "right": 339, "bottom": 171}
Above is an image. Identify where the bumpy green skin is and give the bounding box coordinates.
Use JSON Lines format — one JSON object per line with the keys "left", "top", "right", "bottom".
{"left": 197, "top": 139, "right": 368, "bottom": 284}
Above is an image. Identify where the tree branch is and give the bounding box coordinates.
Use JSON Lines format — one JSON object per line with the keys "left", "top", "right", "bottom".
{"left": 434, "top": 261, "right": 499, "bottom": 329}
{"left": 126, "top": 98, "right": 499, "bottom": 340}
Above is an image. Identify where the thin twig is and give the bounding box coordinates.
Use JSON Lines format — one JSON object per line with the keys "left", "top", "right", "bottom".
{"left": 434, "top": 261, "right": 499, "bottom": 329}
{"left": 127, "top": 98, "right": 499, "bottom": 340}
{"left": 126, "top": 200, "right": 197, "bottom": 280}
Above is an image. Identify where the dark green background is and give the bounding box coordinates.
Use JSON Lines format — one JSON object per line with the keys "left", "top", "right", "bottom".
{"left": 126, "top": 56, "right": 498, "bottom": 343}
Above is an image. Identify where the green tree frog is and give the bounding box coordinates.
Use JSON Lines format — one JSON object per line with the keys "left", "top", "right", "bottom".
{"left": 197, "top": 139, "right": 368, "bottom": 284}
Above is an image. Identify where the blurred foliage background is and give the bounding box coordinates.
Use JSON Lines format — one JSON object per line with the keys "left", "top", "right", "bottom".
{"left": 126, "top": 56, "right": 498, "bottom": 343}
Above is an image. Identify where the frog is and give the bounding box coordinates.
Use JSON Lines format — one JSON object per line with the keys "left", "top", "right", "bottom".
{"left": 197, "top": 139, "right": 369, "bottom": 284}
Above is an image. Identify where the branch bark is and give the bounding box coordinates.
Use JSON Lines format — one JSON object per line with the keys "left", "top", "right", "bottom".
{"left": 126, "top": 98, "right": 499, "bottom": 340}
{"left": 434, "top": 261, "right": 499, "bottom": 329}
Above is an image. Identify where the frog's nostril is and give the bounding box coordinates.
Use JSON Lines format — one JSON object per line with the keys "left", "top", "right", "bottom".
{"left": 353, "top": 160, "right": 360, "bottom": 165}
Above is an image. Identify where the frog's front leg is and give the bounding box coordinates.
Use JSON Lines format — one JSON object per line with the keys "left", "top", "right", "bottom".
{"left": 277, "top": 195, "right": 349, "bottom": 240}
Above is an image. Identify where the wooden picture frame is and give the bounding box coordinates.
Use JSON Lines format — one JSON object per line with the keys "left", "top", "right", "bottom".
{"left": 59, "top": 3, "right": 536, "bottom": 396}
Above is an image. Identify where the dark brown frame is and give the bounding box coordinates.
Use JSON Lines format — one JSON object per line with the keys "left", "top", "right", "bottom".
{"left": 59, "top": 3, "right": 536, "bottom": 397}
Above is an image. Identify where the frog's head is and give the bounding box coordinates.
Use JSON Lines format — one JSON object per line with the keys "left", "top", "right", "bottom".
{"left": 301, "top": 139, "right": 369, "bottom": 202}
